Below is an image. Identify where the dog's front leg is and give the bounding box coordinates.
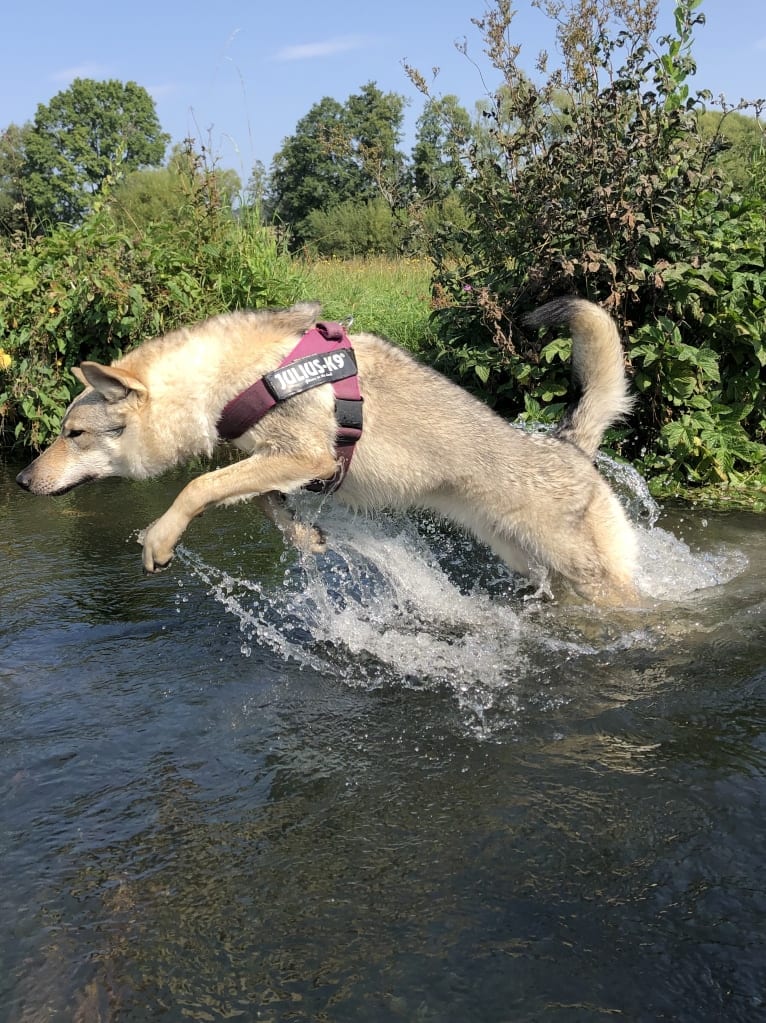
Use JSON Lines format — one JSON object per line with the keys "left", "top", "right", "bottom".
{"left": 140, "top": 452, "right": 337, "bottom": 573}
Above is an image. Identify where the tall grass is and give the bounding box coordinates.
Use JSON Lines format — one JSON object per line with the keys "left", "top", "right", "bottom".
{"left": 301, "top": 256, "right": 436, "bottom": 356}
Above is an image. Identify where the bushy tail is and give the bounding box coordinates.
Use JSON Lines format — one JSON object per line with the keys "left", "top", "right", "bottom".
{"left": 524, "top": 297, "right": 633, "bottom": 460}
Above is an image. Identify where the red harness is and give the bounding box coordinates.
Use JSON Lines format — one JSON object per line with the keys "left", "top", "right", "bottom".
{"left": 216, "top": 321, "right": 363, "bottom": 493}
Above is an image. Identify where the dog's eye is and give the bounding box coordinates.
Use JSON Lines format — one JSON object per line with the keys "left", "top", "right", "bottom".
{"left": 67, "top": 429, "right": 84, "bottom": 439}
{"left": 106, "top": 427, "right": 125, "bottom": 437}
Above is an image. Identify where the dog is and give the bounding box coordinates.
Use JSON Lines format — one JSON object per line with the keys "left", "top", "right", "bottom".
{"left": 16, "top": 297, "right": 638, "bottom": 604}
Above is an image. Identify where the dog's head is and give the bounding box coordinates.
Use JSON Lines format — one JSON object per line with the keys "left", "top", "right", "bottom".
{"left": 16, "top": 362, "right": 148, "bottom": 496}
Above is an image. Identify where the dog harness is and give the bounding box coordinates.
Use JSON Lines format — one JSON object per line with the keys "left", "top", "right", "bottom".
{"left": 216, "top": 321, "right": 363, "bottom": 493}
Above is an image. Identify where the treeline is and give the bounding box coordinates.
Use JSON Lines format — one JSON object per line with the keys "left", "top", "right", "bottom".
{"left": 1, "top": 0, "right": 765, "bottom": 502}
{"left": 1, "top": 59, "right": 762, "bottom": 262}
{"left": 0, "top": 77, "right": 473, "bottom": 259}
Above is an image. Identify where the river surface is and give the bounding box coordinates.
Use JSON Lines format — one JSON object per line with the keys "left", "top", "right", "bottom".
{"left": 1, "top": 458, "right": 765, "bottom": 1022}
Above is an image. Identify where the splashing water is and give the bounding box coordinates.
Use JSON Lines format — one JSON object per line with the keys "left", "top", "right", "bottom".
{"left": 179, "top": 516, "right": 533, "bottom": 732}
{"left": 176, "top": 456, "right": 747, "bottom": 733}
{"left": 595, "top": 453, "right": 747, "bottom": 599}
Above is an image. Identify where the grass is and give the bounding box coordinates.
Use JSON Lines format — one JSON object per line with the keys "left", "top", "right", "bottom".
{"left": 299, "top": 255, "right": 437, "bottom": 356}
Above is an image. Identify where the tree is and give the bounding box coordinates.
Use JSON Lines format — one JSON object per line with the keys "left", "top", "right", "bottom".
{"left": 266, "top": 82, "right": 408, "bottom": 251}
{"left": 408, "top": 95, "right": 474, "bottom": 257}
{"left": 412, "top": 95, "right": 472, "bottom": 201}
{"left": 0, "top": 123, "right": 32, "bottom": 234}
{"left": 22, "top": 78, "right": 169, "bottom": 228}
{"left": 267, "top": 96, "right": 359, "bottom": 247}
{"left": 245, "top": 159, "right": 268, "bottom": 219}
{"left": 344, "top": 82, "right": 409, "bottom": 212}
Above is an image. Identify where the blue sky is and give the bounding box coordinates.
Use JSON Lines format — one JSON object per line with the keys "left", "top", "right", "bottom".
{"left": 3, "top": 1, "right": 765, "bottom": 185}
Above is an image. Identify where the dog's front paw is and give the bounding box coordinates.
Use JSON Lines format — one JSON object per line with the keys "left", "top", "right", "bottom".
{"left": 139, "top": 518, "right": 178, "bottom": 574}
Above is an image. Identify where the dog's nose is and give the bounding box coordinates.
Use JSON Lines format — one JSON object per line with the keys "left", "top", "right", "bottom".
{"left": 16, "top": 468, "right": 32, "bottom": 491}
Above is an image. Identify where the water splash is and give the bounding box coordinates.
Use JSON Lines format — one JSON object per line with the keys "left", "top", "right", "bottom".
{"left": 178, "top": 516, "right": 532, "bottom": 734}
{"left": 636, "top": 523, "right": 747, "bottom": 601}
{"left": 176, "top": 456, "right": 747, "bottom": 734}
{"left": 596, "top": 452, "right": 660, "bottom": 527}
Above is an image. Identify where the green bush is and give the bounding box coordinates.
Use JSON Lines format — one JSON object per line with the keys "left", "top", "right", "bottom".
{"left": 420, "top": 0, "right": 766, "bottom": 499}
{"left": 0, "top": 161, "right": 303, "bottom": 451}
{"left": 304, "top": 198, "right": 407, "bottom": 258}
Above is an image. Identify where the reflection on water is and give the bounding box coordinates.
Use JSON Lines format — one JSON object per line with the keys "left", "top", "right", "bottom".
{"left": 1, "top": 462, "right": 764, "bottom": 1022}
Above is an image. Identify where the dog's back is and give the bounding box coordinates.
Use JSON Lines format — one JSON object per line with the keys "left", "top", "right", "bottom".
{"left": 333, "top": 304, "right": 637, "bottom": 602}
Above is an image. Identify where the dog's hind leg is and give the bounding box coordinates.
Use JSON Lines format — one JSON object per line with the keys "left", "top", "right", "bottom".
{"left": 256, "top": 492, "right": 327, "bottom": 553}
{"left": 467, "top": 486, "right": 637, "bottom": 605}
{"left": 532, "top": 492, "right": 638, "bottom": 605}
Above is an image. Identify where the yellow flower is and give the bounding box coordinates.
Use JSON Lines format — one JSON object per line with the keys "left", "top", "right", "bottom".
{"left": 0, "top": 349, "right": 12, "bottom": 371}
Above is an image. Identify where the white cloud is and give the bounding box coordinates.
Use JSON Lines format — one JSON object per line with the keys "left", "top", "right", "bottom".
{"left": 145, "top": 82, "right": 179, "bottom": 99}
{"left": 51, "top": 63, "right": 111, "bottom": 84}
{"left": 274, "top": 35, "right": 372, "bottom": 62}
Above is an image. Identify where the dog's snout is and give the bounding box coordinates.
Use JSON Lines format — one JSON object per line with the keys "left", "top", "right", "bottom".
{"left": 16, "top": 467, "right": 32, "bottom": 491}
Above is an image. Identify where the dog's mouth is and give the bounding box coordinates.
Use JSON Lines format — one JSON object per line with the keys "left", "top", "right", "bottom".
{"left": 16, "top": 474, "right": 97, "bottom": 496}
{"left": 50, "top": 476, "right": 98, "bottom": 496}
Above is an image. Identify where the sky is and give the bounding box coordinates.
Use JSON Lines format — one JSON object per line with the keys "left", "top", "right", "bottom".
{"left": 2, "top": 0, "right": 765, "bottom": 185}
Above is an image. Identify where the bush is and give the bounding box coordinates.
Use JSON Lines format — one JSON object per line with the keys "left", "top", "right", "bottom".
{"left": 304, "top": 198, "right": 407, "bottom": 258}
{"left": 418, "top": 0, "right": 766, "bottom": 498}
{"left": 0, "top": 158, "right": 304, "bottom": 451}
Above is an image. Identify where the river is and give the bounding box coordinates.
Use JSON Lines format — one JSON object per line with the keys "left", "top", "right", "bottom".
{"left": 1, "top": 459, "right": 764, "bottom": 1022}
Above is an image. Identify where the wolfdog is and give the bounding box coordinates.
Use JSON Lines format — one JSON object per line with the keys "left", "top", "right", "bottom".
{"left": 16, "top": 297, "right": 638, "bottom": 604}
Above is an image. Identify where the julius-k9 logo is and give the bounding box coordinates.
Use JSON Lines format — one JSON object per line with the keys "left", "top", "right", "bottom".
{"left": 265, "top": 349, "right": 357, "bottom": 401}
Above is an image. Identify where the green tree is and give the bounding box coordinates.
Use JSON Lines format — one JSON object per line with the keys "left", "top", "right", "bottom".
{"left": 343, "top": 82, "right": 409, "bottom": 211}
{"left": 407, "top": 95, "right": 474, "bottom": 256}
{"left": 22, "top": 78, "right": 169, "bottom": 228}
{"left": 267, "top": 96, "right": 359, "bottom": 247}
{"left": 266, "top": 82, "right": 408, "bottom": 251}
{"left": 412, "top": 95, "right": 472, "bottom": 200}
{"left": 245, "top": 159, "right": 268, "bottom": 219}
{"left": 0, "top": 123, "right": 32, "bottom": 234}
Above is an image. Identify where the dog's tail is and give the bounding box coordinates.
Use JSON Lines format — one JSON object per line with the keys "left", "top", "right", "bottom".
{"left": 525, "top": 297, "right": 633, "bottom": 460}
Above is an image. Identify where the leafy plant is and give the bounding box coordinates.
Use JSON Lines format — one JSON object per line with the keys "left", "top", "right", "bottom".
{"left": 0, "top": 149, "right": 303, "bottom": 451}
{"left": 413, "top": 0, "right": 766, "bottom": 497}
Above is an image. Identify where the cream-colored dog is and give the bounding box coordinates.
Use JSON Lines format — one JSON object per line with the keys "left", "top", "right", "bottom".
{"left": 17, "top": 297, "right": 638, "bottom": 603}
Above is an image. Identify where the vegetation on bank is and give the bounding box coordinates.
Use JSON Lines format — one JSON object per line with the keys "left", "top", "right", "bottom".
{"left": 302, "top": 256, "right": 436, "bottom": 353}
{"left": 0, "top": 189, "right": 303, "bottom": 450}
{"left": 1, "top": 0, "right": 764, "bottom": 510}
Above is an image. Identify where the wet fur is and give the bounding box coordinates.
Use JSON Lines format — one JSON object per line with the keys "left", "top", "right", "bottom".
{"left": 17, "top": 298, "right": 638, "bottom": 604}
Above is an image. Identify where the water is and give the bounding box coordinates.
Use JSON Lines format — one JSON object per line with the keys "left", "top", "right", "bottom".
{"left": 1, "top": 459, "right": 764, "bottom": 1022}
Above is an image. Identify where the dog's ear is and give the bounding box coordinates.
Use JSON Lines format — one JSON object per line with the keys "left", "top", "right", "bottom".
{"left": 76, "top": 362, "right": 148, "bottom": 403}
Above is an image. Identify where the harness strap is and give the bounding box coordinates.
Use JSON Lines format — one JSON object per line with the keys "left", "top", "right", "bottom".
{"left": 215, "top": 378, "right": 275, "bottom": 440}
{"left": 217, "top": 321, "right": 363, "bottom": 493}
